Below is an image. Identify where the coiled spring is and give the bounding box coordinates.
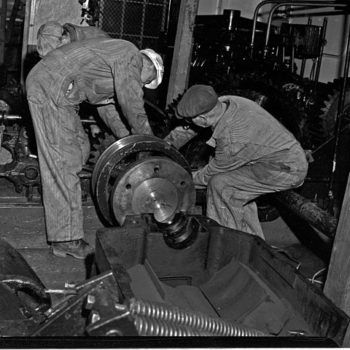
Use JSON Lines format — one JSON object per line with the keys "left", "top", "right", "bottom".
{"left": 129, "top": 298, "right": 265, "bottom": 337}
{"left": 134, "top": 315, "right": 209, "bottom": 336}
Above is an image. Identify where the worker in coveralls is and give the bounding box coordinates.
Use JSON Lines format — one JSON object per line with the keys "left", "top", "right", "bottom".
{"left": 36, "top": 21, "right": 110, "bottom": 58}
{"left": 165, "top": 85, "right": 308, "bottom": 239}
{"left": 36, "top": 21, "right": 126, "bottom": 138}
{"left": 26, "top": 36, "right": 164, "bottom": 259}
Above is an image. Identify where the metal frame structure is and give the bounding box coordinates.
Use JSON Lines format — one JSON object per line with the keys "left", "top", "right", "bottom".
{"left": 250, "top": 0, "right": 350, "bottom": 209}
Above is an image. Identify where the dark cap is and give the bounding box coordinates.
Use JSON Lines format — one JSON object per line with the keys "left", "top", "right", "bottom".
{"left": 176, "top": 85, "right": 218, "bottom": 118}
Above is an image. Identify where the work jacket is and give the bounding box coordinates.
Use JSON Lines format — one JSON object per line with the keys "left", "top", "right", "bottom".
{"left": 194, "top": 95, "right": 308, "bottom": 185}
{"left": 63, "top": 23, "right": 109, "bottom": 41}
{"left": 27, "top": 38, "right": 152, "bottom": 135}
{"left": 165, "top": 95, "right": 308, "bottom": 186}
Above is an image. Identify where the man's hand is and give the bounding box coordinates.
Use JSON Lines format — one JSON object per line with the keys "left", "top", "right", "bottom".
{"left": 90, "top": 124, "right": 102, "bottom": 138}
{"left": 304, "top": 149, "right": 314, "bottom": 163}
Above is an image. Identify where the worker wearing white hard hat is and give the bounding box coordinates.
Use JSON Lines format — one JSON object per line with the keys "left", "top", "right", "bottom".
{"left": 26, "top": 37, "right": 164, "bottom": 260}
{"left": 140, "top": 48, "right": 164, "bottom": 89}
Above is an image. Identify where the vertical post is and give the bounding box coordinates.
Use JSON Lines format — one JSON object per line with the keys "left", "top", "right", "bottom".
{"left": 300, "top": 17, "right": 312, "bottom": 78}
{"left": 327, "top": 14, "right": 350, "bottom": 215}
{"left": 7, "top": 0, "right": 21, "bottom": 44}
{"left": 0, "top": 0, "right": 7, "bottom": 66}
{"left": 324, "top": 171, "right": 350, "bottom": 347}
{"left": 325, "top": 16, "right": 350, "bottom": 317}
{"left": 20, "top": 0, "right": 32, "bottom": 89}
{"left": 313, "top": 17, "right": 328, "bottom": 88}
{"left": 166, "top": 0, "right": 199, "bottom": 106}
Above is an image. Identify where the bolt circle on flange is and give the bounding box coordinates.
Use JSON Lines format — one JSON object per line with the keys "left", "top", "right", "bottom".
{"left": 92, "top": 135, "right": 195, "bottom": 226}
{"left": 110, "top": 157, "right": 194, "bottom": 225}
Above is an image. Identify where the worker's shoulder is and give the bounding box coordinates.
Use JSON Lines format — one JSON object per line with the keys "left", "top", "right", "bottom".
{"left": 82, "top": 37, "right": 138, "bottom": 49}
{"left": 219, "top": 94, "right": 256, "bottom": 106}
{"left": 221, "top": 95, "right": 272, "bottom": 117}
{"left": 57, "top": 37, "right": 138, "bottom": 54}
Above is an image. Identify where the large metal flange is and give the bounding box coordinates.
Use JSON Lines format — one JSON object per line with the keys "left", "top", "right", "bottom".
{"left": 92, "top": 135, "right": 194, "bottom": 225}
{"left": 110, "top": 157, "right": 195, "bottom": 225}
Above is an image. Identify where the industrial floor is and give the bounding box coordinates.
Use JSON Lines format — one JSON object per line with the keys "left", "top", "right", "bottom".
{"left": 0, "top": 178, "right": 329, "bottom": 303}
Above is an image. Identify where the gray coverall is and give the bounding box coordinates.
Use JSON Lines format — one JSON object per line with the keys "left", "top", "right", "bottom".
{"left": 63, "top": 23, "right": 109, "bottom": 42}
{"left": 63, "top": 24, "right": 130, "bottom": 138}
{"left": 165, "top": 95, "right": 308, "bottom": 238}
{"left": 26, "top": 38, "right": 153, "bottom": 242}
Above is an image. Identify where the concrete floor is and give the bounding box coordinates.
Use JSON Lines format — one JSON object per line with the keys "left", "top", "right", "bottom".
{"left": 0, "top": 178, "right": 328, "bottom": 301}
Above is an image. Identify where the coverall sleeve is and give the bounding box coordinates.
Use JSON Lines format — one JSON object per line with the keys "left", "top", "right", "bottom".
{"left": 192, "top": 139, "right": 248, "bottom": 186}
{"left": 164, "top": 126, "right": 197, "bottom": 149}
{"left": 112, "top": 53, "right": 153, "bottom": 135}
{"left": 97, "top": 104, "right": 130, "bottom": 138}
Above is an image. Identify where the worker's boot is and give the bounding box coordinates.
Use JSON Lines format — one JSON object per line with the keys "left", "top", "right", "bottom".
{"left": 51, "top": 239, "right": 94, "bottom": 260}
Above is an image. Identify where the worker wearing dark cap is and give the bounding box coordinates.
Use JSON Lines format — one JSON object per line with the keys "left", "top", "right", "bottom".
{"left": 165, "top": 85, "right": 308, "bottom": 238}
{"left": 26, "top": 37, "right": 164, "bottom": 259}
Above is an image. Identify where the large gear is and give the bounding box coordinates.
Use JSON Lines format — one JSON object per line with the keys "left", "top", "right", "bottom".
{"left": 318, "top": 87, "right": 350, "bottom": 139}
{"left": 306, "top": 82, "right": 350, "bottom": 215}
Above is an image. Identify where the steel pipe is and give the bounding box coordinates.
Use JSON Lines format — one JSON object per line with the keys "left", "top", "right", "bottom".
{"left": 250, "top": 0, "right": 343, "bottom": 57}
{"left": 264, "top": 2, "right": 348, "bottom": 58}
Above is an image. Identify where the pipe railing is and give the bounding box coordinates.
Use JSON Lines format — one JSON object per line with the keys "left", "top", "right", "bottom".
{"left": 263, "top": 2, "right": 348, "bottom": 59}
{"left": 250, "top": 0, "right": 348, "bottom": 58}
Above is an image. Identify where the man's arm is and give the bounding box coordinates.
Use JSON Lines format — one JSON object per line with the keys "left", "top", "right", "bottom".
{"left": 164, "top": 126, "right": 197, "bottom": 149}
{"left": 113, "top": 52, "right": 153, "bottom": 135}
{"left": 96, "top": 104, "right": 130, "bottom": 138}
{"left": 192, "top": 140, "right": 249, "bottom": 186}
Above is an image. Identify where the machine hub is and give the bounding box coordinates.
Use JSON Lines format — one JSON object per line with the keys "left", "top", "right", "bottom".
{"left": 110, "top": 156, "right": 194, "bottom": 224}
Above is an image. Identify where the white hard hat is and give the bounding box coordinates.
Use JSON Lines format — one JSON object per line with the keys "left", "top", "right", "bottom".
{"left": 140, "top": 48, "right": 164, "bottom": 89}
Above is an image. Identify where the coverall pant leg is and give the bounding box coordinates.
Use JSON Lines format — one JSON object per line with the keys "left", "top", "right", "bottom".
{"left": 206, "top": 163, "right": 306, "bottom": 239}
{"left": 28, "top": 100, "right": 90, "bottom": 242}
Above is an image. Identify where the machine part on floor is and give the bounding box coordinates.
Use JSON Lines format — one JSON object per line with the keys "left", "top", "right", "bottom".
{"left": 128, "top": 298, "right": 265, "bottom": 336}
{"left": 87, "top": 295, "right": 264, "bottom": 337}
{"left": 156, "top": 212, "right": 199, "bottom": 249}
{"left": 32, "top": 267, "right": 262, "bottom": 337}
{"left": 95, "top": 214, "right": 350, "bottom": 344}
{"left": 1, "top": 275, "right": 50, "bottom": 311}
{"left": 92, "top": 135, "right": 195, "bottom": 226}
{"left": 31, "top": 271, "right": 135, "bottom": 336}
{"left": 0, "top": 239, "right": 51, "bottom": 335}
{"left": 0, "top": 217, "right": 346, "bottom": 340}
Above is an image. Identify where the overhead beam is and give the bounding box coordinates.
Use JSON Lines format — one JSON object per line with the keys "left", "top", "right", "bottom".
{"left": 166, "top": 0, "right": 199, "bottom": 106}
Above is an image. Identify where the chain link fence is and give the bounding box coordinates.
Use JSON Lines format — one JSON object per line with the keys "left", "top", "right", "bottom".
{"left": 98, "top": 0, "right": 169, "bottom": 50}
